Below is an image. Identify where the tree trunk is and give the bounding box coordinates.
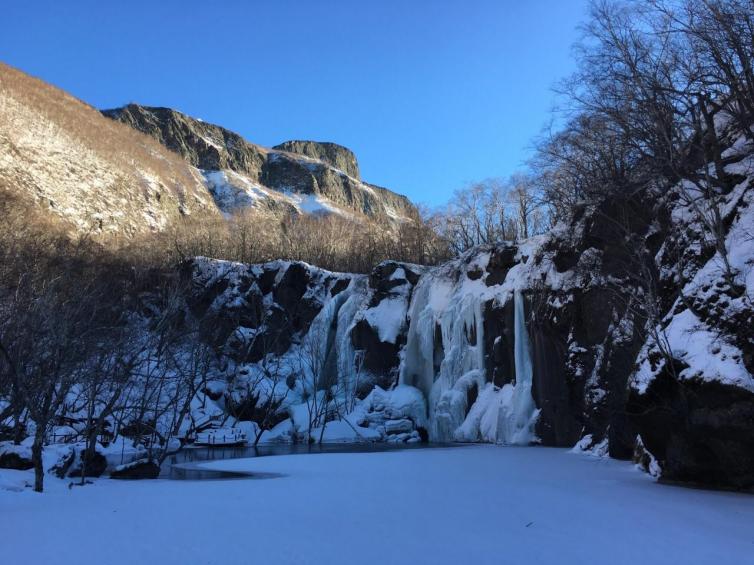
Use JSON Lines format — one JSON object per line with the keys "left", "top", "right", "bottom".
{"left": 12, "top": 408, "right": 25, "bottom": 445}
{"left": 80, "top": 427, "right": 99, "bottom": 485}
{"left": 31, "top": 427, "right": 45, "bottom": 493}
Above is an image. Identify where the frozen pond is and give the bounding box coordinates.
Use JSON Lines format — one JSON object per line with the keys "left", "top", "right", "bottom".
{"left": 2, "top": 445, "right": 752, "bottom": 565}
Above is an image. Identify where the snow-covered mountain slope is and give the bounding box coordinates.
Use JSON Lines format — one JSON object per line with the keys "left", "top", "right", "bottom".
{"left": 103, "top": 104, "right": 418, "bottom": 224}
{"left": 0, "top": 65, "right": 417, "bottom": 238}
{"left": 0, "top": 63, "right": 219, "bottom": 236}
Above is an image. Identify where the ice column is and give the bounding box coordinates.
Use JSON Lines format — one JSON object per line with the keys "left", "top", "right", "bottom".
{"left": 497, "top": 290, "right": 539, "bottom": 444}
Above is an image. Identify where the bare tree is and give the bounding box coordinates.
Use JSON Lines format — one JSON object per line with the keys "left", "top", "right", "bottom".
{"left": 297, "top": 324, "right": 332, "bottom": 444}
{"left": 0, "top": 268, "right": 106, "bottom": 492}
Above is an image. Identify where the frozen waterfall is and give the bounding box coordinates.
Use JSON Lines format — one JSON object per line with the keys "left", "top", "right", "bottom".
{"left": 399, "top": 265, "right": 539, "bottom": 444}
{"left": 305, "top": 277, "right": 369, "bottom": 399}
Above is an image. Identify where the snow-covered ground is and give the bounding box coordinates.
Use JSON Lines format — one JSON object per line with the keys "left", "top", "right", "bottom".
{"left": 2, "top": 446, "right": 752, "bottom": 565}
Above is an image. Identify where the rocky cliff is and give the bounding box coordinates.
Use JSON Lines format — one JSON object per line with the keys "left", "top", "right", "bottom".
{"left": 273, "top": 140, "right": 360, "bottom": 180}
{"left": 104, "top": 104, "right": 417, "bottom": 223}
{"left": 3, "top": 65, "right": 751, "bottom": 490}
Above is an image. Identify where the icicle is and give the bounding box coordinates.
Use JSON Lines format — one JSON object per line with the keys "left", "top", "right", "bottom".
{"left": 304, "top": 277, "right": 368, "bottom": 397}
{"left": 334, "top": 278, "right": 369, "bottom": 401}
{"left": 496, "top": 290, "right": 539, "bottom": 445}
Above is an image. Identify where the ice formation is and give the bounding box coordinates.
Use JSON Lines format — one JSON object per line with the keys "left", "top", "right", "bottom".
{"left": 399, "top": 261, "right": 539, "bottom": 443}
{"left": 495, "top": 291, "right": 540, "bottom": 444}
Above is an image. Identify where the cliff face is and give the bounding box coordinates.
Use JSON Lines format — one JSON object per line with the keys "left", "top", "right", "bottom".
{"left": 102, "top": 104, "right": 267, "bottom": 178}
{"left": 104, "top": 104, "right": 418, "bottom": 223}
{"left": 0, "top": 63, "right": 218, "bottom": 236}
{"left": 4, "top": 66, "right": 751, "bottom": 489}
{"left": 273, "top": 140, "right": 360, "bottom": 180}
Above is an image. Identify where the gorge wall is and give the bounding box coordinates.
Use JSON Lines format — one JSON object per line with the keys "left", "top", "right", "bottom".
{"left": 178, "top": 122, "right": 754, "bottom": 489}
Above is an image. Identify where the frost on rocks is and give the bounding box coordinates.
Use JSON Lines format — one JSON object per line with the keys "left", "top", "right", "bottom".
{"left": 362, "top": 297, "right": 408, "bottom": 344}
{"left": 631, "top": 132, "right": 754, "bottom": 396}
{"left": 570, "top": 434, "right": 610, "bottom": 458}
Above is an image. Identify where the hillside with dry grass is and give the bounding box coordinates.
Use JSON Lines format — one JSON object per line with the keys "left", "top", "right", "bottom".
{"left": 0, "top": 62, "right": 219, "bottom": 237}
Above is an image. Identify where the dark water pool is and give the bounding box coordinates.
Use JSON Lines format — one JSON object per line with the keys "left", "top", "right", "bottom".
{"left": 163, "top": 442, "right": 460, "bottom": 480}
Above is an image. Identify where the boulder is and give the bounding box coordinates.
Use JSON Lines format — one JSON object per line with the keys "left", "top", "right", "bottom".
{"left": 68, "top": 450, "right": 107, "bottom": 478}
{"left": 0, "top": 446, "right": 33, "bottom": 471}
{"left": 384, "top": 419, "right": 414, "bottom": 435}
{"left": 110, "top": 459, "right": 161, "bottom": 480}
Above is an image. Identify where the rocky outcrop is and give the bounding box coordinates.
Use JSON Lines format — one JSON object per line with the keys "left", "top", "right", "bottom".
{"left": 67, "top": 450, "right": 107, "bottom": 478}
{"left": 102, "top": 104, "right": 267, "bottom": 178}
{"left": 0, "top": 64, "right": 419, "bottom": 237}
{"left": 351, "top": 261, "right": 424, "bottom": 390}
{"left": 0, "top": 445, "right": 33, "bottom": 470}
{"left": 110, "top": 459, "right": 161, "bottom": 480}
{"left": 185, "top": 257, "right": 359, "bottom": 363}
{"left": 104, "top": 104, "right": 418, "bottom": 223}
{"left": 627, "top": 374, "right": 754, "bottom": 489}
{"left": 273, "top": 140, "right": 360, "bottom": 179}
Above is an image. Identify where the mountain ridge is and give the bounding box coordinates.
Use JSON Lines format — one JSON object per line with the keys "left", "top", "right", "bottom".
{"left": 103, "top": 103, "right": 418, "bottom": 223}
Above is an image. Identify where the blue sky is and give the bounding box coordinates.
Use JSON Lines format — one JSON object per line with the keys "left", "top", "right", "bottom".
{"left": 1, "top": 0, "right": 589, "bottom": 206}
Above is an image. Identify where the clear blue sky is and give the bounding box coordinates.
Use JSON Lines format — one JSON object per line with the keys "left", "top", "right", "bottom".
{"left": 1, "top": 0, "right": 589, "bottom": 206}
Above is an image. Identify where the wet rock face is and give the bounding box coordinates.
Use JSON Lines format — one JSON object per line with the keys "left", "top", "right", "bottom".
{"left": 273, "top": 140, "right": 360, "bottom": 180}
{"left": 350, "top": 319, "right": 400, "bottom": 388}
{"left": 528, "top": 295, "right": 584, "bottom": 447}
{"left": 273, "top": 263, "right": 323, "bottom": 334}
{"left": 479, "top": 283, "right": 630, "bottom": 449}
{"left": 628, "top": 374, "right": 754, "bottom": 490}
{"left": 483, "top": 299, "right": 515, "bottom": 387}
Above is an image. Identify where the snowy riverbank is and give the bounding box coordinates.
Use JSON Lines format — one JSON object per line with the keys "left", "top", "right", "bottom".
{"left": 1, "top": 445, "right": 752, "bottom": 565}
